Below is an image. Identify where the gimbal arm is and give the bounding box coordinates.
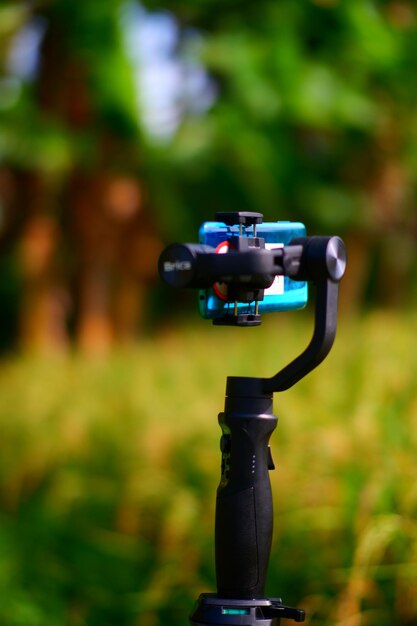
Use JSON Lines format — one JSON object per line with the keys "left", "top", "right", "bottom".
{"left": 159, "top": 237, "right": 346, "bottom": 391}
{"left": 159, "top": 243, "right": 277, "bottom": 289}
{"left": 263, "top": 236, "right": 346, "bottom": 393}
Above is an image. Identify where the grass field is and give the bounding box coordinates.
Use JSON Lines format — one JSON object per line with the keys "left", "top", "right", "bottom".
{"left": 0, "top": 310, "right": 416, "bottom": 626}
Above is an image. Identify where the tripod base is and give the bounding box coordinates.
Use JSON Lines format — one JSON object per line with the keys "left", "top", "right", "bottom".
{"left": 190, "top": 594, "right": 305, "bottom": 626}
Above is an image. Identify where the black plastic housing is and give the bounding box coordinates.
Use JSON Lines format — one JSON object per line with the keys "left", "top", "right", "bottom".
{"left": 215, "top": 379, "right": 276, "bottom": 599}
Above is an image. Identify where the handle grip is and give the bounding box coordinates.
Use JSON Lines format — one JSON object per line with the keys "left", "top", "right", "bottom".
{"left": 215, "top": 386, "right": 277, "bottom": 599}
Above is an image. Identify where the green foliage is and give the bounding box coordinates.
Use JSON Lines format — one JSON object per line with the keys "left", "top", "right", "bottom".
{"left": 46, "top": 0, "right": 140, "bottom": 137}
{"left": 0, "top": 312, "right": 417, "bottom": 625}
{"left": 0, "top": 0, "right": 141, "bottom": 173}
{"left": 146, "top": 0, "right": 417, "bottom": 245}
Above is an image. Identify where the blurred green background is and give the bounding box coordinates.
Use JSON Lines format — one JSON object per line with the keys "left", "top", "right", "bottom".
{"left": 0, "top": 1, "right": 417, "bottom": 625}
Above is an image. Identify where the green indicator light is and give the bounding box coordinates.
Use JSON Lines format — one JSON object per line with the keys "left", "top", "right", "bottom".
{"left": 222, "top": 608, "right": 250, "bottom": 615}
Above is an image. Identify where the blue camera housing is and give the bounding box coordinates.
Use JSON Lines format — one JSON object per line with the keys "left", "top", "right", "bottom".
{"left": 198, "top": 220, "right": 308, "bottom": 320}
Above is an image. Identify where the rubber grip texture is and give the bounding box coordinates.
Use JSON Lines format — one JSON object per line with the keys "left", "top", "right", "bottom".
{"left": 215, "top": 396, "right": 277, "bottom": 599}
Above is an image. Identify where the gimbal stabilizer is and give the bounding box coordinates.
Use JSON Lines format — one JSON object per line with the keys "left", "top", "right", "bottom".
{"left": 158, "top": 212, "right": 347, "bottom": 625}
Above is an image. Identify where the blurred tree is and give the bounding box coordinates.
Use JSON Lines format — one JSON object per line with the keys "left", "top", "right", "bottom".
{"left": 1, "top": 0, "right": 417, "bottom": 352}
{"left": 0, "top": 0, "right": 162, "bottom": 352}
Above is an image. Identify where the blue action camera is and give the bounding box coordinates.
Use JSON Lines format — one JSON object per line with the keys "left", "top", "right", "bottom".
{"left": 198, "top": 220, "right": 308, "bottom": 320}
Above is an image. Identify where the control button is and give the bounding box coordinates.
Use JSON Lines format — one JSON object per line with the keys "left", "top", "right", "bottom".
{"left": 220, "top": 435, "right": 231, "bottom": 454}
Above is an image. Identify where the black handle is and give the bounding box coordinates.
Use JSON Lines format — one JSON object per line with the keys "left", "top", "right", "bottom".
{"left": 215, "top": 381, "right": 277, "bottom": 599}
